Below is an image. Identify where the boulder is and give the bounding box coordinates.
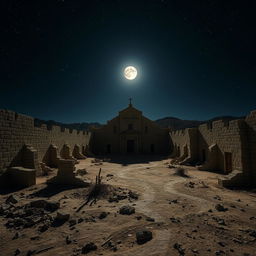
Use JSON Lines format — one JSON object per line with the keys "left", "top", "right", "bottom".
{"left": 6, "top": 195, "right": 19, "bottom": 204}
{"left": 30, "top": 200, "right": 59, "bottom": 212}
{"left": 119, "top": 205, "right": 135, "bottom": 215}
{"left": 55, "top": 211, "right": 70, "bottom": 223}
{"left": 215, "top": 204, "right": 228, "bottom": 212}
{"left": 136, "top": 230, "right": 153, "bottom": 244}
{"left": 99, "top": 212, "right": 107, "bottom": 219}
{"left": 82, "top": 242, "right": 97, "bottom": 254}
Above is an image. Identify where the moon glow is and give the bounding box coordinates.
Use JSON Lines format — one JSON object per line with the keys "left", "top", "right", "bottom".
{"left": 124, "top": 66, "right": 137, "bottom": 80}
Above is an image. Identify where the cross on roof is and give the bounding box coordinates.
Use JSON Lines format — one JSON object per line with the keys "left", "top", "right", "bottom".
{"left": 129, "top": 97, "right": 132, "bottom": 106}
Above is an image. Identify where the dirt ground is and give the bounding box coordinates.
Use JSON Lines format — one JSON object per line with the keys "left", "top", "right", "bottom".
{"left": 0, "top": 156, "right": 256, "bottom": 256}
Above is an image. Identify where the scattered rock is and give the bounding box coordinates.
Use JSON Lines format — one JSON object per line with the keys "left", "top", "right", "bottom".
{"left": 218, "top": 219, "right": 226, "bottom": 226}
{"left": 66, "top": 235, "right": 72, "bottom": 244}
{"left": 215, "top": 204, "right": 228, "bottom": 212}
{"left": 128, "top": 191, "right": 139, "bottom": 200}
{"left": 108, "top": 196, "right": 119, "bottom": 203}
{"left": 26, "top": 250, "right": 36, "bottom": 256}
{"left": 30, "top": 200, "right": 59, "bottom": 212}
{"left": 81, "top": 242, "right": 97, "bottom": 254}
{"left": 218, "top": 241, "right": 226, "bottom": 247}
{"left": 169, "top": 199, "right": 178, "bottom": 204}
{"left": 0, "top": 203, "right": 11, "bottom": 215}
{"left": 186, "top": 181, "right": 195, "bottom": 188}
{"left": 119, "top": 205, "right": 135, "bottom": 215}
{"left": 53, "top": 211, "right": 70, "bottom": 226}
{"left": 173, "top": 243, "right": 185, "bottom": 255}
{"left": 30, "top": 200, "right": 47, "bottom": 208}
{"left": 146, "top": 217, "right": 155, "bottom": 222}
{"left": 76, "top": 169, "right": 88, "bottom": 176}
{"left": 69, "top": 219, "right": 77, "bottom": 226}
{"left": 213, "top": 195, "right": 222, "bottom": 201}
{"left": 170, "top": 217, "right": 181, "bottom": 223}
{"left": 233, "top": 238, "right": 243, "bottom": 244}
{"left": 215, "top": 250, "right": 225, "bottom": 255}
{"left": 14, "top": 248, "right": 21, "bottom": 256}
{"left": 99, "top": 212, "right": 107, "bottom": 219}
{"left": 38, "top": 224, "right": 49, "bottom": 233}
{"left": 106, "top": 174, "right": 113, "bottom": 177}
{"left": 6, "top": 195, "right": 19, "bottom": 204}
{"left": 105, "top": 240, "right": 117, "bottom": 251}
{"left": 249, "top": 230, "right": 256, "bottom": 238}
{"left": 12, "top": 232, "right": 20, "bottom": 240}
{"left": 44, "top": 201, "right": 60, "bottom": 212}
{"left": 30, "top": 236, "right": 40, "bottom": 241}
{"left": 78, "top": 218, "right": 84, "bottom": 223}
{"left": 136, "top": 230, "right": 153, "bottom": 244}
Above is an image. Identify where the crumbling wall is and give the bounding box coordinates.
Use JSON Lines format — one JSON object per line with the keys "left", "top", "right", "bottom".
{"left": 169, "top": 112, "right": 256, "bottom": 187}
{"left": 0, "top": 110, "right": 91, "bottom": 175}
{"left": 245, "top": 110, "right": 256, "bottom": 184}
{"left": 169, "top": 128, "right": 198, "bottom": 164}
{"left": 198, "top": 119, "right": 245, "bottom": 172}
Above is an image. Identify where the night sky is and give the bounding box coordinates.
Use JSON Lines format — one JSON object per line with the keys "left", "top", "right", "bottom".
{"left": 1, "top": 0, "right": 256, "bottom": 123}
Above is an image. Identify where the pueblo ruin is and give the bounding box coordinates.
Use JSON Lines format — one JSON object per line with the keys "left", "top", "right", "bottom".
{"left": 0, "top": 103, "right": 256, "bottom": 256}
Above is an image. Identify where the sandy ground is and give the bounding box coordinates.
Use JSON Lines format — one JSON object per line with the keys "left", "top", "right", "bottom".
{"left": 0, "top": 156, "right": 256, "bottom": 256}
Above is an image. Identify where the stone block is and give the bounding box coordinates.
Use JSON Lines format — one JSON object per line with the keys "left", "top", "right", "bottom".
{"left": 8, "top": 166, "right": 36, "bottom": 187}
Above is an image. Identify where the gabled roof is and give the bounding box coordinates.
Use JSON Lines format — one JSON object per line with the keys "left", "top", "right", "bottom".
{"left": 119, "top": 104, "right": 142, "bottom": 115}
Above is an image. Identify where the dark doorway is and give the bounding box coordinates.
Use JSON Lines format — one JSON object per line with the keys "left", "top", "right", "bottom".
{"left": 202, "top": 149, "right": 206, "bottom": 162}
{"left": 224, "top": 152, "right": 232, "bottom": 173}
{"left": 150, "top": 144, "right": 155, "bottom": 153}
{"left": 127, "top": 140, "right": 135, "bottom": 153}
{"left": 107, "top": 144, "right": 111, "bottom": 154}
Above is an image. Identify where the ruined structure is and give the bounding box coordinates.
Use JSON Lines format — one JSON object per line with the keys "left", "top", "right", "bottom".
{"left": 90, "top": 102, "right": 170, "bottom": 154}
{"left": 47, "top": 159, "right": 88, "bottom": 187}
{"left": 170, "top": 110, "right": 256, "bottom": 187}
{"left": 0, "top": 105, "right": 256, "bottom": 188}
{"left": 0, "top": 110, "right": 90, "bottom": 187}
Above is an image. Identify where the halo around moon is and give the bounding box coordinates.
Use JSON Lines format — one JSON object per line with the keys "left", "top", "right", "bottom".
{"left": 124, "top": 66, "right": 137, "bottom": 80}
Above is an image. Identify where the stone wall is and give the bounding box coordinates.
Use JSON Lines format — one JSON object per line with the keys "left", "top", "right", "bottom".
{"left": 169, "top": 110, "right": 256, "bottom": 187}
{"left": 245, "top": 110, "right": 256, "bottom": 184}
{"left": 0, "top": 110, "right": 91, "bottom": 175}
{"left": 169, "top": 128, "right": 198, "bottom": 164}
{"left": 198, "top": 119, "right": 245, "bottom": 172}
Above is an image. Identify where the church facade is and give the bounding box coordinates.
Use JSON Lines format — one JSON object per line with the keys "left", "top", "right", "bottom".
{"left": 90, "top": 102, "right": 170, "bottom": 155}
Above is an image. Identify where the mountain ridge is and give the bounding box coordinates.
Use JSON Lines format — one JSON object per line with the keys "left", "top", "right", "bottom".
{"left": 34, "top": 115, "right": 244, "bottom": 132}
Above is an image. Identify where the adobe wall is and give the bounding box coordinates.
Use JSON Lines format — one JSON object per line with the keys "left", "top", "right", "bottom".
{"left": 245, "top": 110, "right": 256, "bottom": 183}
{"left": 169, "top": 128, "right": 198, "bottom": 163}
{"left": 169, "top": 111, "right": 256, "bottom": 187}
{"left": 198, "top": 119, "right": 246, "bottom": 172}
{"left": 0, "top": 109, "right": 91, "bottom": 175}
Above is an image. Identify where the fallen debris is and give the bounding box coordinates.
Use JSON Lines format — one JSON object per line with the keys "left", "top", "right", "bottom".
{"left": 215, "top": 204, "right": 228, "bottom": 212}
{"left": 6, "top": 195, "right": 19, "bottom": 204}
{"left": 173, "top": 243, "right": 185, "bottom": 255}
{"left": 119, "top": 205, "right": 135, "bottom": 215}
{"left": 82, "top": 242, "right": 97, "bottom": 254}
{"left": 136, "top": 230, "right": 153, "bottom": 245}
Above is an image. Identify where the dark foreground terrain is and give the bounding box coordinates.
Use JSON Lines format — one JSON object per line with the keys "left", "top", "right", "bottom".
{"left": 0, "top": 157, "right": 255, "bottom": 256}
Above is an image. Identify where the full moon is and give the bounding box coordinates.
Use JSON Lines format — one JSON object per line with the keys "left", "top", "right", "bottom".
{"left": 124, "top": 66, "right": 137, "bottom": 80}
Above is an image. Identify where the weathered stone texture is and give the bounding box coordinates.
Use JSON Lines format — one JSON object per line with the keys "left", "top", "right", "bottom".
{"left": 169, "top": 111, "right": 256, "bottom": 187}
{"left": 0, "top": 110, "right": 91, "bottom": 175}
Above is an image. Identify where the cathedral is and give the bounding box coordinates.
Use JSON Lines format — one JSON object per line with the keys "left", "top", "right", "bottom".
{"left": 90, "top": 101, "right": 170, "bottom": 155}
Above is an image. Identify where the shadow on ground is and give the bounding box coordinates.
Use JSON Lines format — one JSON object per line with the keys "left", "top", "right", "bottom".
{"left": 28, "top": 183, "right": 89, "bottom": 198}
{"left": 97, "top": 154, "right": 168, "bottom": 166}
